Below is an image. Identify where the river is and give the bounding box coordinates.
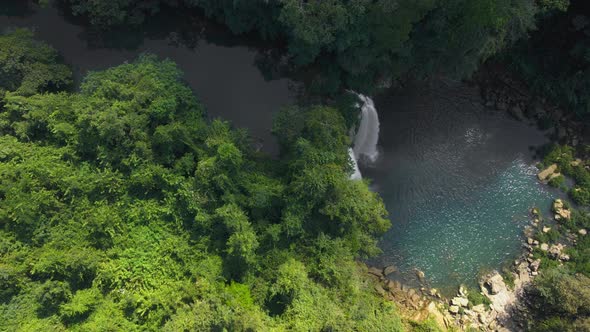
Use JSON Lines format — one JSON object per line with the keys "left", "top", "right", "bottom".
{"left": 0, "top": 1, "right": 294, "bottom": 154}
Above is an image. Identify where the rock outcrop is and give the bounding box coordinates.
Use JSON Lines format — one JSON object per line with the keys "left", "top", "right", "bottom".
{"left": 553, "top": 199, "right": 571, "bottom": 220}
{"left": 383, "top": 265, "right": 397, "bottom": 276}
{"left": 538, "top": 164, "right": 558, "bottom": 181}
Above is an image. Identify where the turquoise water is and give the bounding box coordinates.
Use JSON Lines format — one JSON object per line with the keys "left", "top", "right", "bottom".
{"left": 365, "top": 82, "right": 558, "bottom": 294}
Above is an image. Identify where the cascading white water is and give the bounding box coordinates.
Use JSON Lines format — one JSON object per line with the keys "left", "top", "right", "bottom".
{"left": 353, "top": 94, "right": 380, "bottom": 162}
{"left": 348, "top": 93, "right": 380, "bottom": 180}
{"left": 349, "top": 148, "right": 362, "bottom": 180}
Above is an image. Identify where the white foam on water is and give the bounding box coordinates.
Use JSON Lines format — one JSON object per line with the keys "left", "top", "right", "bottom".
{"left": 353, "top": 94, "right": 380, "bottom": 163}
{"left": 349, "top": 93, "right": 380, "bottom": 180}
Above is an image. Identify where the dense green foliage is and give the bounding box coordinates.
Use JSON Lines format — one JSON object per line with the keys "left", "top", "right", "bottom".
{"left": 506, "top": 0, "right": 589, "bottom": 117}
{"left": 0, "top": 28, "right": 71, "bottom": 96}
{"left": 542, "top": 145, "right": 590, "bottom": 206}
{"left": 0, "top": 30, "right": 403, "bottom": 331}
{"left": 62, "top": 0, "right": 566, "bottom": 93}
{"left": 525, "top": 145, "right": 590, "bottom": 331}
{"left": 527, "top": 267, "right": 590, "bottom": 331}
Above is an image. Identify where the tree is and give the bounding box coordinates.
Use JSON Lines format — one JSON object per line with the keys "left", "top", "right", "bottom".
{"left": 0, "top": 29, "right": 71, "bottom": 96}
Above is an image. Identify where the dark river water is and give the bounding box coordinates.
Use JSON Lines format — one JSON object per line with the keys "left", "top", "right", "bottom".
{"left": 0, "top": 2, "right": 294, "bottom": 154}
{"left": 1, "top": 2, "right": 560, "bottom": 294}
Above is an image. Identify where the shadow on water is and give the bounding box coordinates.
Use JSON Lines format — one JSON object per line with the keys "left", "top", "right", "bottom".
{"left": 0, "top": 0, "right": 295, "bottom": 155}
{"left": 0, "top": 1, "right": 35, "bottom": 17}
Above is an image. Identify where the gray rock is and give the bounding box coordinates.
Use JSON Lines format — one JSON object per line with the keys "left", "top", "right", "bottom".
{"left": 548, "top": 243, "right": 565, "bottom": 258}
{"left": 449, "top": 305, "right": 460, "bottom": 314}
{"left": 472, "top": 304, "right": 486, "bottom": 313}
{"left": 385, "top": 279, "right": 396, "bottom": 290}
{"left": 485, "top": 273, "right": 506, "bottom": 295}
{"left": 374, "top": 284, "right": 386, "bottom": 296}
{"left": 368, "top": 267, "right": 383, "bottom": 277}
{"left": 415, "top": 269, "right": 425, "bottom": 281}
{"left": 538, "top": 164, "right": 558, "bottom": 181}
{"left": 459, "top": 285, "right": 468, "bottom": 297}
{"left": 478, "top": 313, "right": 488, "bottom": 325}
{"left": 451, "top": 297, "right": 469, "bottom": 307}
{"left": 383, "top": 265, "right": 397, "bottom": 276}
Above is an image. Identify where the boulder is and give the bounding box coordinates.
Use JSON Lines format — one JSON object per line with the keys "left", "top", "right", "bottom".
{"left": 427, "top": 302, "right": 447, "bottom": 329}
{"left": 579, "top": 229, "right": 587, "bottom": 236}
{"left": 557, "top": 209, "right": 571, "bottom": 220}
{"left": 518, "top": 262, "right": 531, "bottom": 283}
{"left": 451, "top": 297, "right": 469, "bottom": 307}
{"left": 538, "top": 164, "right": 558, "bottom": 181}
{"left": 374, "top": 284, "right": 386, "bottom": 296}
{"left": 543, "top": 226, "right": 551, "bottom": 233}
{"left": 429, "top": 288, "right": 439, "bottom": 297}
{"left": 383, "top": 265, "right": 397, "bottom": 276}
{"left": 553, "top": 198, "right": 564, "bottom": 210}
{"left": 385, "top": 279, "right": 395, "bottom": 290}
{"left": 368, "top": 267, "right": 383, "bottom": 278}
{"left": 459, "top": 285, "right": 468, "bottom": 297}
{"left": 553, "top": 199, "right": 571, "bottom": 220}
{"left": 530, "top": 259, "right": 541, "bottom": 272}
{"left": 548, "top": 243, "right": 565, "bottom": 258}
{"left": 449, "top": 305, "right": 460, "bottom": 314}
{"left": 571, "top": 159, "right": 582, "bottom": 167}
{"left": 478, "top": 313, "right": 488, "bottom": 325}
{"left": 540, "top": 243, "right": 549, "bottom": 251}
{"left": 464, "top": 309, "right": 476, "bottom": 318}
{"left": 472, "top": 304, "right": 486, "bottom": 313}
{"left": 415, "top": 269, "right": 425, "bottom": 281}
{"left": 485, "top": 273, "right": 506, "bottom": 295}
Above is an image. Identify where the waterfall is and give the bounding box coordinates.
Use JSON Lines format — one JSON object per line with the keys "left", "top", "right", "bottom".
{"left": 349, "top": 148, "right": 362, "bottom": 180}
{"left": 348, "top": 93, "right": 380, "bottom": 180}
{"left": 353, "top": 94, "right": 380, "bottom": 162}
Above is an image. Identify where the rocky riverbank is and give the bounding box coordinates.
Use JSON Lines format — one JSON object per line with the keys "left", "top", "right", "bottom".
{"left": 474, "top": 62, "right": 589, "bottom": 147}
{"left": 367, "top": 180, "right": 586, "bottom": 331}
{"left": 364, "top": 64, "right": 589, "bottom": 331}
